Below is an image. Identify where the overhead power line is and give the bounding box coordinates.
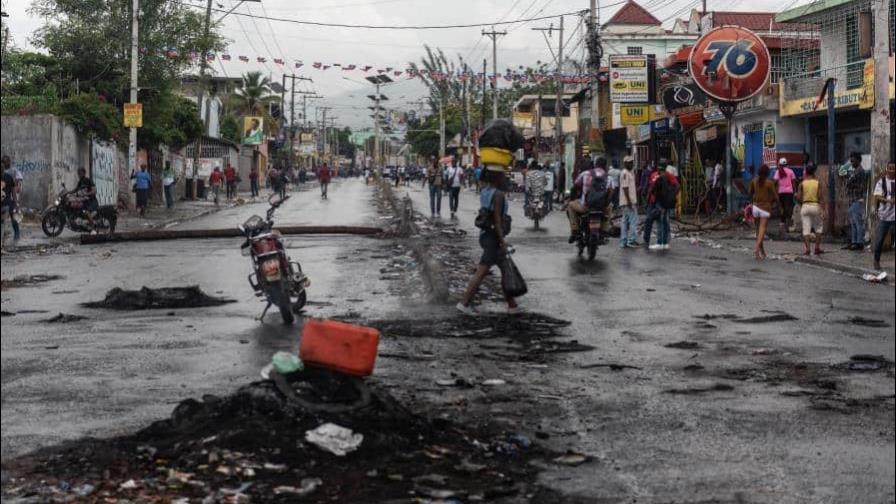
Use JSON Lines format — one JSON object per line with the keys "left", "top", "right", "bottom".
{"left": 187, "top": 4, "right": 596, "bottom": 30}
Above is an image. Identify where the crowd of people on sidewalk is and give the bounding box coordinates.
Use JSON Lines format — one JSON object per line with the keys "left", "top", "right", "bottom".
{"left": 413, "top": 149, "right": 894, "bottom": 283}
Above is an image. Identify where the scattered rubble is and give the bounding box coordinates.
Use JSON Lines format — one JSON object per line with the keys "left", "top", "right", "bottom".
{"left": 1, "top": 367, "right": 561, "bottom": 502}
{"left": 83, "top": 286, "right": 236, "bottom": 310}
{"left": 42, "top": 313, "right": 88, "bottom": 323}
{"left": 1, "top": 274, "right": 64, "bottom": 290}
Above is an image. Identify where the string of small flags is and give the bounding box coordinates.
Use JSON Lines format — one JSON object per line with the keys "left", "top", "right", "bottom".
{"left": 143, "top": 48, "right": 596, "bottom": 84}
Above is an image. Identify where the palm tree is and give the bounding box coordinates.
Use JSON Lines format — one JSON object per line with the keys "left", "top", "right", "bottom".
{"left": 227, "top": 71, "right": 280, "bottom": 135}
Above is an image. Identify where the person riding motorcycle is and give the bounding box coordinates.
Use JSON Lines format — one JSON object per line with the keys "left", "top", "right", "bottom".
{"left": 524, "top": 161, "right": 547, "bottom": 214}
{"left": 74, "top": 167, "right": 99, "bottom": 228}
{"left": 566, "top": 156, "right": 611, "bottom": 243}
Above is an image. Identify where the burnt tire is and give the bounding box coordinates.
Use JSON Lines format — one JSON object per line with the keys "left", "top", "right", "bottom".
{"left": 41, "top": 210, "right": 65, "bottom": 237}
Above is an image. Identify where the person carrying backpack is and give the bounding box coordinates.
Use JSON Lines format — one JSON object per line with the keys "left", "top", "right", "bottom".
{"left": 645, "top": 158, "right": 679, "bottom": 250}
{"left": 566, "top": 156, "right": 610, "bottom": 243}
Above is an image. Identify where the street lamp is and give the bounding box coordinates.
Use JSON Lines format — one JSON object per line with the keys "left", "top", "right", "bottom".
{"left": 366, "top": 75, "right": 392, "bottom": 170}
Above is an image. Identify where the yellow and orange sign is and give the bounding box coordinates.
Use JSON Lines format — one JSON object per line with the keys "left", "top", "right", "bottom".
{"left": 123, "top": 103, "right": 143, "bottom": 128}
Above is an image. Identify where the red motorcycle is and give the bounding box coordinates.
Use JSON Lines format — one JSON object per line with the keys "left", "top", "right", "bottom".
{"left": 240, "top": 195, "right": 309, "bottom": 324}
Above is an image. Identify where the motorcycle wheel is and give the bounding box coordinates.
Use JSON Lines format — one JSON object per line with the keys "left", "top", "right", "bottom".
{"left": 533, "top": 218, "right": 540, "bottom": 230}
{"left": 587, "top": 239, "right": 598, "bottom": 260}
{"left": 268, "top": 284, "right": 295, "bottom": 325}
{"left": 291, "top": 289, "right": 307, "bottom": 314}
{"left": 96, "top": 214, "right": 116, "bottom": 236}
{"left": 41, "top": 210, "right": 65, "bottom": 237}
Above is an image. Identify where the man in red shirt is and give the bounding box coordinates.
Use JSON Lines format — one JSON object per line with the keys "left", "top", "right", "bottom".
{"left": 318, "top": 163, "right": 331, "bottom": 199}
{"left": 223, "top": 163, "right": 237, "bottom": 200}
{"left": 208, "top": 166, "right": 224, "bottom": 205}
{"left": 644, "top": 159, "right": 679, "bottom": 250}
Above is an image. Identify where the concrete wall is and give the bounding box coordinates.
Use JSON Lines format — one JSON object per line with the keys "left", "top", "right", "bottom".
{"left": 1, "top": 114, "right": 88, "bottom": 209}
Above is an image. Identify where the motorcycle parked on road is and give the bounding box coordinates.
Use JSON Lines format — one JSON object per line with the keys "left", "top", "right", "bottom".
{"left": 575, "top": 209, "right": 604, "bottom": 260}
{"left": 240, "top": 194, "right": 309, "bottom": 324}
{"left": 41, "top": 185, "right": 117, "bottom": 237}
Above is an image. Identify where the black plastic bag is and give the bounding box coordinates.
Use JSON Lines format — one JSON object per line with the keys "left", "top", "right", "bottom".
{"left": 499, "top": 255, "right": 527, "bottom": 298}
{"left": 479, "top": 119, "right": 525, "bottom": 151}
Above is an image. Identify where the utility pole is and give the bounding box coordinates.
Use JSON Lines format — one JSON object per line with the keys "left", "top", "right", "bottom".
{"left": 439, "top": 91, "right": 446, "bottom": 158}
{"left": 586, "top": 0, "right": 603, "bottom": 163}
{"left": 282, "top": 75, "right": 313, "bottom": 169}
{"left": 280, "top": 74, "right": 286, "bottom": 129}
{"left": 869, "top": 0, "right": 891, "bottom": 234}
{"left": 533, "top": 17, "right": 564, "bottom": 163}
{"left": 375, "top": 83, "right": 381, "bottom": 168}
{"left": 128, "top": 0, "right": 139, "bottom": 179}
{"left": 461, "top": 60, "right": 468, "bottom": 163}
{"left": 481, "top": 58, "right": 488, "bottom": 127}
{"left": 482, "top": 26, "right": 506, "bottom": 119}
{"left": 191, "top": 0, "right": 213, "bottom": 198}
{"left": 465, "top": 66, "right": 473, "bottom": 166}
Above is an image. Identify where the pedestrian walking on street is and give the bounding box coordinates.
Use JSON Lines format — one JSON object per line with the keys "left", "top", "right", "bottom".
{"left": 797, "top": 164, "right": 825, "bottom": 256}
{"left": 446, "top": 158, "right": 464, "bottom": 218}
{"left": 872, "top": 162, "right": 895, "bottom": 271}
{"left": 619, "top": 156, "right": 639, "bottom": 248}
{"left": 773, "top": 157, "right": 797, "bottom": 234}
{"left": 645, "top": 160, "right": 679, "bottom": 250}
{"left": 749, "top": 164, "right": 780, "bottom": 260}
{"left": 457, "top": 166, "right": 518, "bottom": 315}
{"left": 543, "top": 164, "right": 555, "bottom": 211}
{"left": 1, "top": 155, "right": 22, "bottom": 245}
{"left": 424, "top": 159, "right": 443, "bottom": 217}
{"left": 162, "top": 162, "right": 177, "bottom": 210}
{"left": 223, "top": 163, "right": 237, "bottom": 200}
{"left": 474, "top": 165, "right": 483, "bottom": 194}
{"left": 642, "top": 162, "right": 662, "bottom": 248}
{"left": 249, "top": 165, "right": 259, "bottom": 197}
{"left": 209, "top": 166, "right": 224, "bottom": 206}
{"left": 132, "top": 164, "right": 152, "bottom": 216}
{"left": 318, "top": 163, "right": 331, "bottom": 199}
{"left": 843, "top": 152, "right": 868, "bottom": 250}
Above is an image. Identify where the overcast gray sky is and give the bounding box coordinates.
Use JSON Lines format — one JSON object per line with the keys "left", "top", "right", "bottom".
{"left": 3, "top": 0, "right": 811, "bottom": 130}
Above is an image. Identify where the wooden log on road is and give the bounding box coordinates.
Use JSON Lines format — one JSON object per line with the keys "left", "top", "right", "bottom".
{"left": 80, "top": 225, "right": 383, "bottom": 244}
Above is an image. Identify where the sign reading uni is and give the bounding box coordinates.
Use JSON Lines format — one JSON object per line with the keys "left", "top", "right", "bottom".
{"left": 688, "top": 26, "right": 771, "bottom": 103}
{"left": 620, "top": 105, "right": 650, "bottom": 125}
{"left": 609, "top": 55, "right": 651, "bottom": 103}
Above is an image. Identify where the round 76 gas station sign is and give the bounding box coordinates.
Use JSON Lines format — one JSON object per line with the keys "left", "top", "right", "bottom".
{"left": 688, "top": 26, "right": 771, "bottom": 103}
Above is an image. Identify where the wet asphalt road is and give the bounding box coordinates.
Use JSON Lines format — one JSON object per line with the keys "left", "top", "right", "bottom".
{"left": 397, "top": 179, "right": 896, "bottom": 503}
{"left": 0, "top": 179, "right": 400, "bottom": 460}
{"left": 2, "top": 177, "right": 894, "bottom": 503}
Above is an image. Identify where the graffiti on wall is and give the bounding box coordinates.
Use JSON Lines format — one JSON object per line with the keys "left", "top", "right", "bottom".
{"left": 11, "top": 159, "right": 50, "bottom": 174}
{"left": 91, "top": 141, "right": 119, "bottom": 206}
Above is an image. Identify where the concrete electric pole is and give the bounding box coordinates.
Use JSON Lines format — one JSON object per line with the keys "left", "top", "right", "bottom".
{"left": 482, "top": 27, "right": 506, "bottom": 120}
{"left": 869, "top": 0, "right": 892, "bottom": 237}
{"left": 128, "top": 0, "right": 140, "bottom": 178}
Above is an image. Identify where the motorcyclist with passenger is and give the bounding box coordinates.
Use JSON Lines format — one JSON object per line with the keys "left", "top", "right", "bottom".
{"left": 566, "top": 156, "right": 612, "bottom": 244}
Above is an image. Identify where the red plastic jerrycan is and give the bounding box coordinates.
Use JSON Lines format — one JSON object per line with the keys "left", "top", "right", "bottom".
{"left": 299, "top": 319, "right": 381, "bottom": 376}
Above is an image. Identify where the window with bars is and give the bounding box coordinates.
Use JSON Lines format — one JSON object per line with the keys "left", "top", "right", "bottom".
{"left": 845, "top": 14, "right": 863, "bottom": 89}
{"left": 627, "top": 46, "right": 643, "bottom": 55}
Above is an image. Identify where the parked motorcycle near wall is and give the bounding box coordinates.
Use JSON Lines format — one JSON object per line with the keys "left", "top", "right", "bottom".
{"left": 240, "top": 194, "right": 309, "bottom": 324}
{"left": 41, "top": 185, "right": 117, "bottom": 237}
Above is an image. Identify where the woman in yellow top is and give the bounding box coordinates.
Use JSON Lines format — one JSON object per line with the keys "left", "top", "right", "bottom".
{"left": 749, "top": 164, "right": 779, "bottom": 259}
{"left": 796, "top": 164, "right": 826, "bottom": 255}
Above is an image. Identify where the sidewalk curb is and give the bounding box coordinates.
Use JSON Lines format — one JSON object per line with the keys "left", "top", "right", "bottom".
{"left": 792, "top": 255, "right": 887, "bottom": 280}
